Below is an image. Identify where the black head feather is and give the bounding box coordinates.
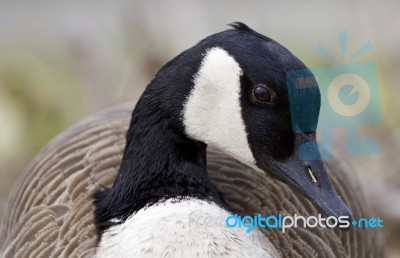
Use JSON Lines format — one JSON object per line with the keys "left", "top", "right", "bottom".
{"left": 229, "top": 21, "right": 272, "bottom": 42}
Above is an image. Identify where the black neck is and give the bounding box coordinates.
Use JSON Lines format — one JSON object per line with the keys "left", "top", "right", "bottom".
{"left": 94, "top": 83, "right": 225, "bottom": 235}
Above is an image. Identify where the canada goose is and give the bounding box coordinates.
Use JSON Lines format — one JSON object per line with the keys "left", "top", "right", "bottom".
{"left": 0, "top": 23, "right": 385, "bottom": 257}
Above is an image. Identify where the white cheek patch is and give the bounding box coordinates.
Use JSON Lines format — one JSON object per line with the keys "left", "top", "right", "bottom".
{"left": 183, "top": 47, "right": 257, "bottom": 169}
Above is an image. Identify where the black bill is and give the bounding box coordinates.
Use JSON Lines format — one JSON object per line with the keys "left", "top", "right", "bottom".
{"left": 272, "top": 132, "right": 352, "bottom": 229}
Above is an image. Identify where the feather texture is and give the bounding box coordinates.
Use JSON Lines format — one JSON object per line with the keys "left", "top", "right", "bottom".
{"left": 0, "top": 103, "right": 385, "bottom": 258}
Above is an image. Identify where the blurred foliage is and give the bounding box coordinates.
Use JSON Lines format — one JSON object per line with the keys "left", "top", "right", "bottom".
{"left": 0, "top": 50, "right": 84, "bottom": 163}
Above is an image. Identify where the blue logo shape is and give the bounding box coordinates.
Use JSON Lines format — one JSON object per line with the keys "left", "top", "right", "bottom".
{"left": 287, "top": 32, "right": 382, "bottom": 160}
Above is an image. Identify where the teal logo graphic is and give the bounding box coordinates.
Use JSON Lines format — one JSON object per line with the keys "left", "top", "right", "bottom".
{"left": 287, "top": 31, "right": 382, "bottom": 160}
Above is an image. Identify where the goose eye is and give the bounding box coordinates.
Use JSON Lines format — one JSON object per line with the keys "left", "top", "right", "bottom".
{"left": 253, "top": 85, "right": 272, "bottom": 103}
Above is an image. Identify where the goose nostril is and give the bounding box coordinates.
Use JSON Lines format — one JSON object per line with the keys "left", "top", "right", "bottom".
{"left": 307, "top": 166, "right": 318, "bottom": 185}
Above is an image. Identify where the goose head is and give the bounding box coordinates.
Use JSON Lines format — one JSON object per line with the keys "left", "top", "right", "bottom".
{"left": 96, "top": 23, "right": 351, "bottom": 235}
{"left": 179, "top": 22, "right": 351, "bottom": 220}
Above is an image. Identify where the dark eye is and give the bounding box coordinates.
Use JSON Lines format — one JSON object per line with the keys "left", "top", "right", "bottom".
{"left": 252, "top": 84, "right": 274, "bottom": 103}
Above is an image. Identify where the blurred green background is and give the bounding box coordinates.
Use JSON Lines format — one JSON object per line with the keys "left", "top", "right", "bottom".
{"left": 1, "top": 0, "right": 399, "bottom": 257}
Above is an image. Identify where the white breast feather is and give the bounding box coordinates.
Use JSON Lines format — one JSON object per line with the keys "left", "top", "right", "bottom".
{"left": 96, "top": 198, "right": 279, "bottom": 258}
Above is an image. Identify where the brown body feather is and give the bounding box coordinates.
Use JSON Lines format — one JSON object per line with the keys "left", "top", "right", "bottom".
{"left": 0, "top": 103, "right": 385, "bottom": 258}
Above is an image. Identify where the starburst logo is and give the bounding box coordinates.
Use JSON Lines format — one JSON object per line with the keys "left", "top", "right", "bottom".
{"left": 287, "top": 31, "right": 382, "bottom": 160}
